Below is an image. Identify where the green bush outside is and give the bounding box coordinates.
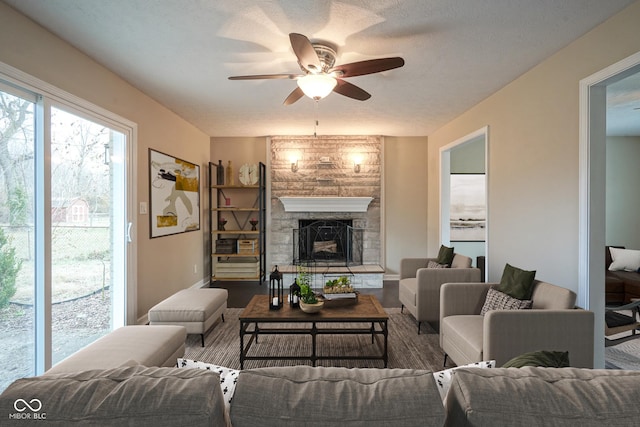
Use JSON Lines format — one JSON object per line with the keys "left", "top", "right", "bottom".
{"left": 0, "top": 228, "right": 22, "bottom": 309}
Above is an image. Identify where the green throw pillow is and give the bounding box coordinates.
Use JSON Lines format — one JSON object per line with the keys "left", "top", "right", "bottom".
{"left": 502, "top": 350, "right": 570, "bottom": 368}
{"left": 497, "top": 263, "right": 536, "bottom": 300}
{"left": 436, "top": 245, "right": 455, "bottom": 266}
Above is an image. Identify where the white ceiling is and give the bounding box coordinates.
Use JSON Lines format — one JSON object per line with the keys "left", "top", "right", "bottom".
{"left": 4, "top": 0, "right": 638, "bottom": 137}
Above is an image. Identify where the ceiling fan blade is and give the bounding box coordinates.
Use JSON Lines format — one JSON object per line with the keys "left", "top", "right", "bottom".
{"left": 289, "top": 33, "right": 322, "bottom": 72}
{"left": 333, "top": 79, "right": 371, "bottom": 101}
{"left": 331, "top": 57, "right": 405, "bottom": 78}
{"left": 229, "top": 73, "right": 299, "bottom": 80}
{"left": 283, "top": 87, "right": 305, "bottom": 105}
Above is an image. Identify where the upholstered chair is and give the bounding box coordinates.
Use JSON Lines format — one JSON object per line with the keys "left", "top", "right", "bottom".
{"left": 439, "top": 280, "right": 595, "bottom": 368}
{"left": 399, "top": 254, "right": 481, "bottom": 333}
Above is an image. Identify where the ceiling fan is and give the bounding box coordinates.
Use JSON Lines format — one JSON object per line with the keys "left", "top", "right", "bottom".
{"left": 228, "top": 33, "right": 405, "bottom": 105}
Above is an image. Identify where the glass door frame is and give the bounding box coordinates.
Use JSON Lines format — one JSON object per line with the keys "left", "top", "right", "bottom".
{"left": 0, "top": 61, "right": 137, "bottom": 374}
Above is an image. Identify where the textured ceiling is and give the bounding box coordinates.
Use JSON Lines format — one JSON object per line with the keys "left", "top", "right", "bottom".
{"left": 3, "top": 0, "right": 638, "bottom": 136}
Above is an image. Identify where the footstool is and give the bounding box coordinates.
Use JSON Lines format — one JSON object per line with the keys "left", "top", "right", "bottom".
{"left": 149, "top": 288, "right": 228, "bottom": 347}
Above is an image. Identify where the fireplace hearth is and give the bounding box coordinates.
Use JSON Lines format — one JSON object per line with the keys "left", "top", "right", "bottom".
{"left": 294, "top": 220, "right": 363, "bottom": 266}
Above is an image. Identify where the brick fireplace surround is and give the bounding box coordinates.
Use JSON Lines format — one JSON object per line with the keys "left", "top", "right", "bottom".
{"left": 269, "top": 136, "right": 383, "bottom": 288}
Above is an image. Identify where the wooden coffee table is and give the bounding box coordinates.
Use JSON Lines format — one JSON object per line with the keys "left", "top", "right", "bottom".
{"left": 239, "top": 294, "right": 388, "bottom": 369}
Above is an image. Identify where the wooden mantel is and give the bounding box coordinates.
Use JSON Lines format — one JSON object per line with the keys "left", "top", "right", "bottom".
{"left": 278, "top": 196, "right": 374, "bottom": 212}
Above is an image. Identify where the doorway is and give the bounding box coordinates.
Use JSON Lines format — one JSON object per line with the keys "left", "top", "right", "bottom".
{"left": 440, "top": 127, "right": 489, "bottom": 279}
{"left": 579, "top": 50, "right": 640, "bottom": 368}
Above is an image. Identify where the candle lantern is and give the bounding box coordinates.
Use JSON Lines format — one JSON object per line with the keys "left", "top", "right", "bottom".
{"left": 289, "top": 279, "right": 301, "bottom": 308}
{"left": 269, "top": 265, "right": 283, "bottom": 310}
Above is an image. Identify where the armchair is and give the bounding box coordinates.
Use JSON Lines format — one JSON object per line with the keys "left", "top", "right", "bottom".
{"left": 399, "top": 254, "right": 481, "bottom": 333}
{"left": 439, "top": 281, "right": 594, "bottom": 368}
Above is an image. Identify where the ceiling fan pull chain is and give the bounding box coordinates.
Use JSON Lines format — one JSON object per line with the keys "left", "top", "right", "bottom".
{"left": 314, "top": 100, "right": 319, "bottom": 138}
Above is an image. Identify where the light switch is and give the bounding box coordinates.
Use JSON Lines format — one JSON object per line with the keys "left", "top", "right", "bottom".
{"left": 139, "top": 202, "right": 148, "bottom": 215}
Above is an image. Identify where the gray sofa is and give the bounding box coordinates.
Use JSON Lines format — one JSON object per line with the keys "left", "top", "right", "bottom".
{"left": 3, "top": 364, "right": 640, "bottom": 426}
{"left": 440, "top": 280, "right": 595, "bottom": 367}
{"left": 399, "top": 254, "right": 481, "bottom": 333}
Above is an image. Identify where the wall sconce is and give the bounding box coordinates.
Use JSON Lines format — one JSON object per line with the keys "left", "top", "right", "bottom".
{"left": 289, "top": 154, "right": 299, "bottom": 172}
{"left": 353, "top": 154, "right": 363, "bottom": 173}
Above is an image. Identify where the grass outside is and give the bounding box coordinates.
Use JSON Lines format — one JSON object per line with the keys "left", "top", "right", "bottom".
{"left": 5, "top": 226, "right": 110, "bottom": 303}
{"left": 0, "top": 226, "right": 112, "bottom": 392}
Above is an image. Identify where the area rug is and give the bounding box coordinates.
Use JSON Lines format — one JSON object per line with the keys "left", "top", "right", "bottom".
{"left": 184, "top": 308, "right": 445, "bottom": 371}
{"left": 605, "top": 338, "right": 640, "bottom": 370}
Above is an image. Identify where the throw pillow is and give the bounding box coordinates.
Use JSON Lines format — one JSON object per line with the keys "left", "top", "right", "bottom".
{"left": 608, "top": 247, "right": 640, "bottom": 272}
{"left": 501, "top": 350, "right": 570, "bottom": 368}
{"left": 436, "top": 245, "right": 455, "bottom": 266}
{"left": 427, "top": 260, "right": 448, "bottom": 269}
{"left": 480, "top": 288, "right": 533, "bottom": 315}
{"left": 497, "top": 263, "right": 536, "bottom": 300}
{"left": 432, "top": 360, "right": 495, "bottom": 402}
{"left": 178, "top": 358, "right": 239, "bottom": 413}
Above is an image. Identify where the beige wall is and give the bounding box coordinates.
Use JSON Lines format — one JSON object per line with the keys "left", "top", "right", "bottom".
{"left": 0, "top": 3, "right": 211, "bottom": 321}
{"left": 210, "top": 137, "right": 268, "bottom": 167}
{"left": 383, "top": 137, "right": 429, "bottom": 275}
{"left": 427, "top": 1, "right": 640, "bottom": 289}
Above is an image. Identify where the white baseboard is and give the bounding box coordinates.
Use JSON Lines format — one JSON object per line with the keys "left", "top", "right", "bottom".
{"left": 136, "top": 313, "right": 149, "bottom": 325}
{"left": 191, "top": 279, "right": 207, "bottom": 289}
{"left": 384, "top": 274, "right": 400, "bottom": 281}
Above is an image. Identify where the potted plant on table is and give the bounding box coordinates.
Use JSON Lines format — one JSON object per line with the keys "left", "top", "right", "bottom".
{"left": 324, "top": 275, "right": 355, "bottom": 294}
{"left": 299, "top": 281, "right": 324, "bottom": 313}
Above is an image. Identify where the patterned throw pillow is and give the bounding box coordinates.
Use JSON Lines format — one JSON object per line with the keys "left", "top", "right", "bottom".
{"left": 480, "top": 288, "right": 532, "bottom": 315}
{"left": 432, "top": 360, "right": 496, "bottom": 402}
{"left": 178, "top": 358, "right": 239, "bottom": 412}
{"left": 427, "top": 260, "right": 448, "bottom": 269}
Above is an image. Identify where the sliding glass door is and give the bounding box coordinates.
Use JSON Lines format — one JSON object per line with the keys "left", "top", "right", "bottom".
{"left": 0, "top": 84, "right": 36, "bottom": 392}
{"left": 0, "top": 75, "right": 134, "bottom": 391}
{"left": 50, "top": 106, "right": 127, "bottom": 364}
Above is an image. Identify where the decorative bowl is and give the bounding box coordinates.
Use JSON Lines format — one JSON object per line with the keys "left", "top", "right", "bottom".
{"left": 300, "top": 300, "right": 324, "bottom": 313}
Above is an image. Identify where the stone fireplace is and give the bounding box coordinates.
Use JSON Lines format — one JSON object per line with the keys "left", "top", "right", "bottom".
{"left": 269, "top": 136, "right": 382, "bottom": 287}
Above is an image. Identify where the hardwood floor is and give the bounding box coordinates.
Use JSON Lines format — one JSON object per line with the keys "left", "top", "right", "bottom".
{"left": 210, "top": 280, "right": 401, "bottom": 309}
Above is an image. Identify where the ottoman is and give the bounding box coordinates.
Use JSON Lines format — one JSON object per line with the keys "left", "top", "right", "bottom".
{"left": 149, "top": 288, "right": 228, "bottom": 346}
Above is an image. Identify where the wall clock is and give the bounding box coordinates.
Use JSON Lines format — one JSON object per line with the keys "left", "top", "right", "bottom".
{"left": 239, "top": 163, "right": 258, "bottom": 185}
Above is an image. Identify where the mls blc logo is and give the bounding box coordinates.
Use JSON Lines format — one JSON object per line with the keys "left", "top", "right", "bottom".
{"left": 9, "top": 398, "right": 46, "bottom": 420}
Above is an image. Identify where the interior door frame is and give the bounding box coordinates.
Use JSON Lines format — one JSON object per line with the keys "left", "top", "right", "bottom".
{"left": 439, "top": 126, "right": 489, "bottom": 280}
{"left": 579, "top": 50, "right": 640, "bottom": 368}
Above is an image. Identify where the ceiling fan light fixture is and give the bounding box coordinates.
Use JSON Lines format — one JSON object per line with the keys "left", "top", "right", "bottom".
{"left": 297, "top": 74, "right": 337, "bottom": 100}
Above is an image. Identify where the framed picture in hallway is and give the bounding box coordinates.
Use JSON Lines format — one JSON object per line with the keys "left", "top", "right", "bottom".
{"left": 149, "top": 149, "right": 200, "bottom": 238}
{"left": 450, "top": 173, "right": 486, "bottom": 241}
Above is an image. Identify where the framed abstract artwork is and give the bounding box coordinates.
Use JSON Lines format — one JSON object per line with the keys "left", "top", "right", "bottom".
{"left": 149, "top": 149, "right": 200, "bottom": 238}
{"left": 450, "top": 173, "right": 486, "bottom": 242}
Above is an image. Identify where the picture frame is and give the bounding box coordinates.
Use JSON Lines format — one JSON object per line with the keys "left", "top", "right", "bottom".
{"left": 450, "top": 173, "right": 486, "bottom": 242}
{"left": 149, "top": 149, "right": 200, "bottom": 238}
